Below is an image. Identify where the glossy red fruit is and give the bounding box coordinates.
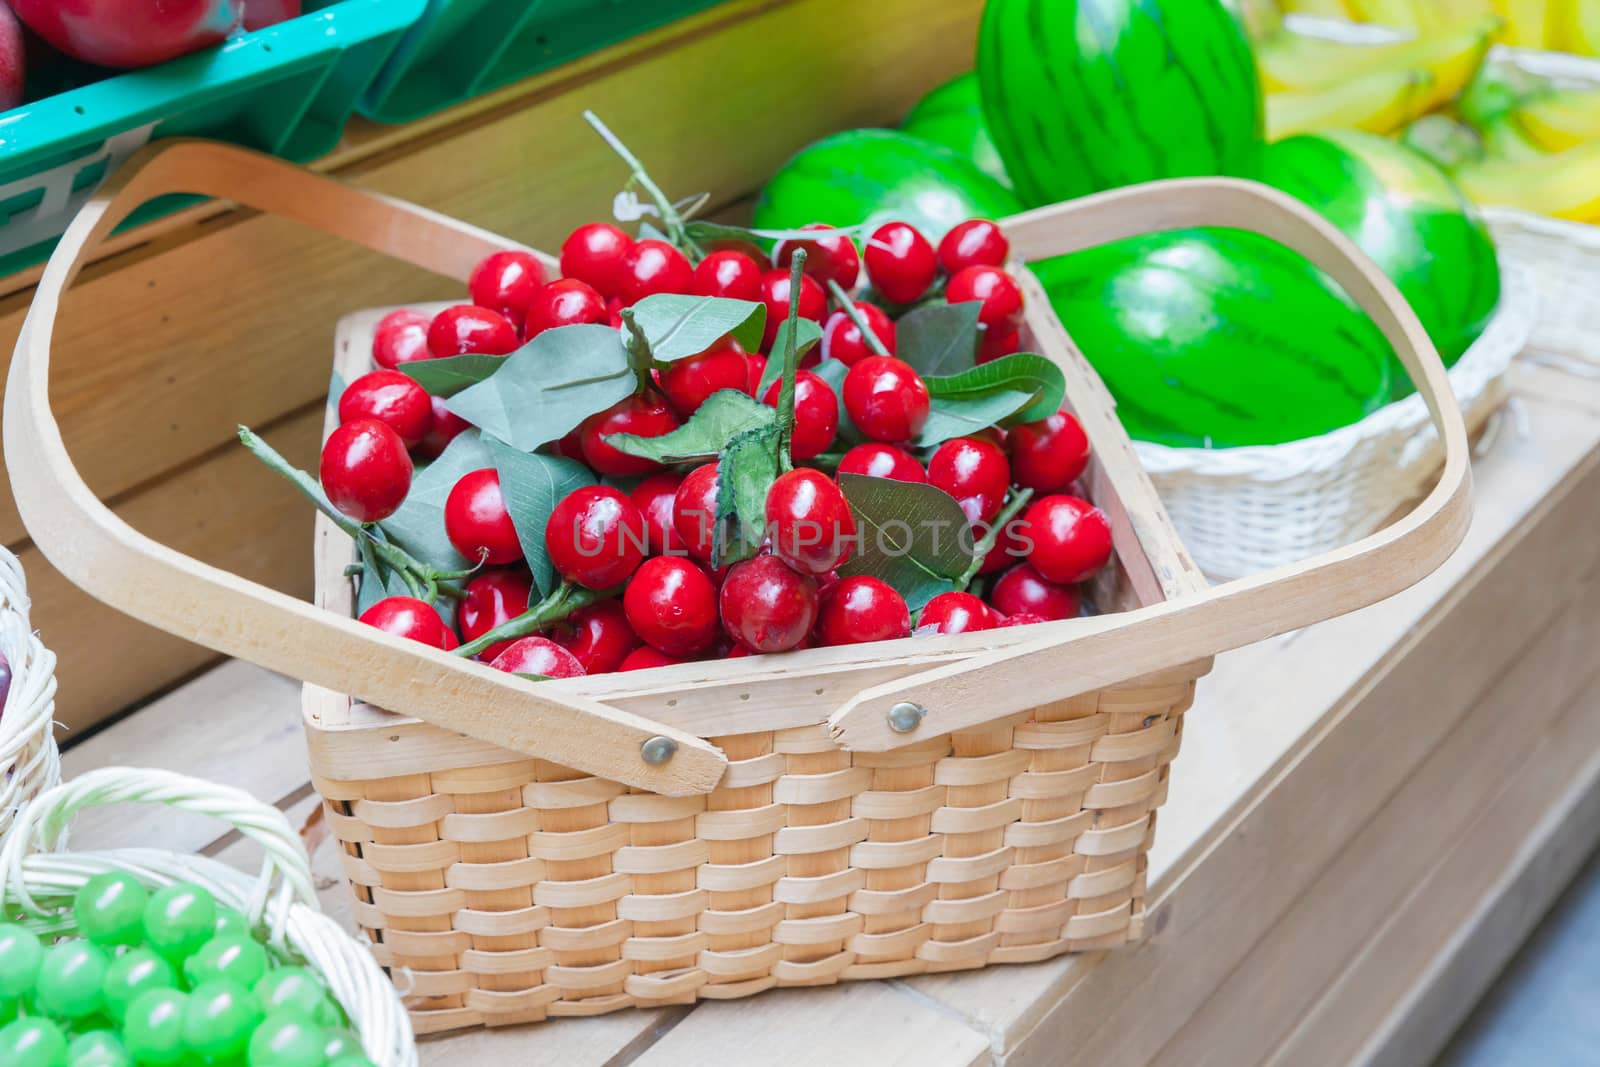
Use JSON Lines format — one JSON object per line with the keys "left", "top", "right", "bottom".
{"left": 458, "top": 570, "right": 533, "bottom": 661}
{"left": 989, "top": 563, "right": 1080, "bottom": 621}
{"left": 371, "top": 309, "right": 432, "bottom": 369}
{"left": 673, "top": 463, "right": 720, "bottom": 563}
{"left": 469, "top": 251, "right": 547, "bottom": 324}
{"left": 761, "top": 370, "right": 838, "bottom": 460}
{"left": 928, "top": 437, "right": 1010, "bottom": 524}
{"left": 11, "top": 0, "right": 242, "bottom": 69}
{"left": 624, "top": 557, "right": 720, "bottom": 656}
{"left": 579, "top": 392, "right": 680, "bottom": 477}
{"left": 417, "top": 396, "right": 471, "bottom": 459}
{"left": 999, "top": 611, "right": 1049, "bottom": 628}
{"left": 619, "top": 646, "right": 685, "bottom": 672}
{"left": 551, "top": 600, "right": 640, "bottom": 675}
{"left": 359, "top": 596, "right": 457, "bottom": 651}
{"left": 560, "top": 223, "right": 634, "bottom": 297}
{"left": 426, "top": 305, "right": 519, "bottom": 359}
{"left": 619, "top": 240, "right": 694, "bottom": 305}
{"left": 918, "top": 591, "right": 999, "bottom": 635}
{"left": 545, "top": 486, "right": 648, "bottom": 589}
{"left": 947, "top": 265, "right": 1023, "bottom": 329}
{"left": 629, "top": 473, "right": 687, "bottom": 556}
{"left": 692, "top": 251, "right": 763, "bottom": 302}
{"left": 445, "top": 469, "right": 523, "bottom": 566}
{"left": 977, "top": 325, "right": 1021, "bottom": 365}
{"left": 338, "top": 370, "right": 433, "bottom": 448}
{"left": 864, "top": 221, "right": 937, "bottom": 304}
{"left": 821, "top": 303, "right": 896, "bottom": 367}
{"left": 814, "top": 576, "right": 910, "bottom": 646}
{"left": 836, "top": 443, "right": 926, "bottom": 484}
{"left": 757, "top": 269, "right": 826, "bottom": 350}
{"left": 524, "top": 278, "right": 607, "bottom": 338}
{"left": 242, "top": 0, "right": 299, "bottom": 30}
{"left": 1009, "top": 411, "right": 1090, "bottom": 493}
{"left": 661, "top": 341, "right": 749, "bottom": 417}
{"left": 719, "top": 555, "right": 819, "bottom": 652}
{"left": 489, "top": 637, "right": 585, "bottom": 678}
{"left": 764, "top": 468, "right": 856, "bottom": 575}
{"left": 320, "top": 419, "right": 412, "bottom": 523}
{"left": 978, "top": 520, "right": 1027, "bottom": 574}
{"left": 1020, "top": 495, "right": 1112, "bottom": 584}
{"left": 744, "top": 354, "right": 768, "bottom": 396}
{"left": 937, "top": 219, "right": 1009, "bottom": 274}
{"left": 774, "top": 224, "right": 860, "bottom": 289}
{"left": 842, "top": 356, "right": 931, "bottom": 443}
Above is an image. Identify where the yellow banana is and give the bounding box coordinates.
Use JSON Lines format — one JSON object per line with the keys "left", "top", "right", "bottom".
{"left": 1267, "top": 67, "right": 1435, "bottom": 139}
{"left": 1282, "top": 0, "right": 1354, "bottom": 16}
{"left": 1513, "top": 88, "right": 1600, "bottom": 150}
{"left": 1553, "top": 0, "right": 1600, "bottom": 53}
{"left": 1348, "top": 0, "right": 1437, "bottom": 29}
{"left": 1480, "top": 114, "right": 1550, "bottom": 160}
{"left": 1493, "top": 0, "right": 1553, "bottom": 46}
{"left": 1259, "top": 15, "right": 1499, "bottom": 95}
{"left": 1454, "top": 139, "right": 1600, "bottom": 219}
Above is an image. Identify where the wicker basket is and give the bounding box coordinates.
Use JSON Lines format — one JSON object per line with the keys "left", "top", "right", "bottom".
{"left": 0, "top": 546, "right": 61, "bottom": 836}
{"left": 5, "top": 142, "right": 1474, "bottom": 1033}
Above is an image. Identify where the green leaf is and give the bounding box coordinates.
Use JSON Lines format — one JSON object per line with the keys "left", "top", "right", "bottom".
{"left": 754, "top": 318, "right": 824, "bottom": 396}
{"left": 637, "top": 220, "right": 672, "bottom": 243}
{"left": 925, "top": 353, "right": 1066, "bottom": 425}
{"left": 607, "top": 389, "right": 775, "bottom": 464}
{"left": 487, "top": 439, "right": 597, "bottom": 598}
{"left": 895, "top": 301, "right": 982, "bottom": 377}
{"left": 811, "top": 357, "right": 866, "bottom": 446}
{"left": 712, "top": 425, "right": 782, "bottom": 567}
{"left": 378, "top": 430, "right": 495, "bottom": 570}
{"left": 627, "top": 294, "right": 765, "bottom": 364}
{"left": 400, "top": 354, "right": 507, "bottom": 397}
{"left": 837, "top": 472, "right": 977, "bottom": 610}
{"left": 914, "top": 388, "right": 1035, "bottom": 448}
{"left": 445, "top": 324, "right": 633, "bottom": 452}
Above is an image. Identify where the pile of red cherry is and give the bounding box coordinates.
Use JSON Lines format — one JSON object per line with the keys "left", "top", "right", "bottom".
{"left": 311, "top": 215, "right": 1111, "bottom": 679}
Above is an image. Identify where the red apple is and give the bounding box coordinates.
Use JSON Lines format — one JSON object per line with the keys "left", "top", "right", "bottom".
{"left": 10, "top": 0, "right": 245, "bottom": 69}
{"left": 242, "top": 0, "right": 301, "bottom": 31}
{"left": 0, "top": 5, "right": 23, "bottom": 111}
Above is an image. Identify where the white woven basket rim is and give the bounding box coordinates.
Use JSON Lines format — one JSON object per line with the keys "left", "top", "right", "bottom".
{"left": 0, "top": 547, "right": 61, "bottom": 837}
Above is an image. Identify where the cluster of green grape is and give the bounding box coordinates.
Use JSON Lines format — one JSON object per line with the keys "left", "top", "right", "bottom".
{"left": 0, "top": 873, "right": 374, "bottom": 1067}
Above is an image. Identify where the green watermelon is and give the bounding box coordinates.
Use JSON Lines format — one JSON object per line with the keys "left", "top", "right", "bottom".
{"left": 1262, "top": 130, "right": 1500, "bottom": 392}
{"left": 901, "top": 73, "right": 1013, "bottom": 191}
{"left": 977, "top": 0, "right": 1263, "bottom": 208}
{"left": 1033, "top": 229, "right": 1393, "bottom": 448}
{"left": 752, "top": 129, "right": 1022, "bottom": 241}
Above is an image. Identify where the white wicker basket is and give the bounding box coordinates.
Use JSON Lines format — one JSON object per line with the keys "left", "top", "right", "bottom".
{"left": 0, "top": 548, "right": 60, "bottom": 836}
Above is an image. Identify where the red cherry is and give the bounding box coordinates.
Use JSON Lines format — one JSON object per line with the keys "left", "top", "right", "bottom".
{"left": 1008, "top": 411, "right": 1090, "bottom": 494}
{"left": 552, "top": 600, "right": 640, "bottom": 675}
{"left": 320, "top": 419, "right": 412, "bottom": 523}
{"left": 836, "top": 443, "right": 926, "bottom": 483}
{"left": 445, "top": 469, "right": 523, "bottom": 566}
{"left": 545, "top": 486, "right": 648, "bottom": 589}
{"left": 469, "top": 251, "right": 547, "bottom": 324}
{"left": 359, "top": 596, "right": 457, "bottom": 650}
{"left": 761, "top": 370, "right": 838, "bottom": 460}
{"left": 416, "top": 396, "right": 471, "bottom": 460}
{"left": 489, "top": 636, "right": 586, "bottom": 678}
{"left": 624, "top": 556, "right": 720, "bottom": 656}
{"left": 744, "top": 354, "right": 768, "bottom": 396}
{"left": 814, "top": 576, "right": 911, "bottom": 646}
{"left": 552, "top": 427, "right": 586, "bottom": 462}
{"left": 774, "top": 223, "right": 860, "bottom": 289}
{"left": 947, "top": 265, "right": 1023, "bottom": 329}
{"left": 630, "top": 473, "right": 687, "bottom": 556}
{"left": 619, "top": 240, "right": 694, "bottom": 305}
{"left": 719, "top": 555, "right": 819, "bottom": 652}
{"left": 978, "top": 520, "right": 1028, "bottom": 574}
{"left": 1019, "top": 495, "right": 1112, "bottom": 583}
{"left": 371, "top": 309, "right": 432, "bottom": 369}
{"left": 842, "top": 356, "right": 931, "bottom": 443}
{"left": 606, "top": 296, "right": 625, "bottom": 329}
{"left": 338, "top": 370, "right": 434, "bottom": 448}
{"left": 821, "top": 303, "right": 896, "bottom": 366}
{"left": 928, "top": 436, "right": 1010, "bottom": 524}
{"left": 764, "top": 469, "right": 856, "bottom": 575}
{"left": 999, "top": 611, "right": 1049, "bottom": 628}
{"left": 560, "top": 223, "right": 634, "bottom": 297}
{"left": 977, "top": 325, "right": 1021, "bottom": 365}
{"left": 458, "top": 569, "right": 533, "bottom": 661}
{"left": 757, "top": 269, "right": 826, "bottom": 350}
{"left": 937, "top": 219, "right": 1010, "bottom": 274}
{"left": 579, "top": 392, "right": 680, "bottom": 477}
{"left": 660, "top": 340, "right": 750, "bottom": 417}
{"left": 426, "top": 305, "right": 519, "bottom": 358}
{"left": 989, "top": 563, "right": 1080, "bottom": 620}
{"left": 864, "top": 222, "right": 937, "bottom": 304}
{"left": 673, "top": 463, "right": 720, "bottom": 563}
{"left": 692, "top": 251, "right": 763, "bottom": 301}
{"left": 619, "top": 646, "right": 685, "bottom": 671}
{"left": 918, "top": 591, "right": 999, "bottom": 635}
{"left": 524, "top": 278, "right": 608, "bottom": 338}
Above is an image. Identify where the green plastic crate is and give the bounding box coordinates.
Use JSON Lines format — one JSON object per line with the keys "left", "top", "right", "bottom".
{"left": 0, "top": 0, "right": 425, "bottom": 276}
{"left": 360, "top": 0, "right": 726, "bottom": 124}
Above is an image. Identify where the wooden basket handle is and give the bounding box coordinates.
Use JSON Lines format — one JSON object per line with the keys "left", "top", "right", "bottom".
{"left": 827, "top": 177, "right": 1474, "bottom": 750}
{"left": 3, "top": 140, "right": 726, "bottom": 796}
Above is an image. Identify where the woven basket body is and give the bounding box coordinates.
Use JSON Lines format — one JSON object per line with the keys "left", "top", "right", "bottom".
{"left": 0, "top": 547, "right": 61, "bottom": 835}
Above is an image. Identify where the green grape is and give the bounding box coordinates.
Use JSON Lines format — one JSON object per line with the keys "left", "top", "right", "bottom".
{"left": 67, "top": 1029, "right": 131, "bottom": 1067}
{"left": 245, "top": 1012, "right": 325, "bottom": 1067}
{"left": 0, "top": 923, "right": 44, "bottom": 998}
{"left": 122, "top": 988, "right": 187, "bottom": 1066}
{"left": 180, "top": 980, "right": 261, "bottom": 1061}
{"left": 253, "top": 969, "right": 337, "bottom": 1026}
{"left": 212, "top": 908, "right": 251, "bottom": 940}
{"left": 73, "top": 874, "right": 148, "bottom": 948}
{"left": 319, "top": 1027, "right": 362, "bottom": 1061}
{"left": 141, "top": 886, "right": 215, "bottom": 964}
{"left": 0, "top": 1016, "right": 70, "bottom": 1067}
{"left": 36, "top": 940, "right": 110, "bottom": 1020}
{"left": 183, "top": 935, "right": 268, "bottom": 991}
{"left": 100, "top": 949, "right": 176, "bottom": 1024}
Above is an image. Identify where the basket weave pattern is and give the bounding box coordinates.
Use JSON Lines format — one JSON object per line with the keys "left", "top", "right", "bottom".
{"left": 313, "top": 666, "right": 1196, "bottom": 1032}
{"left": 0, "top": 548, "right": 61, "bottom": 836}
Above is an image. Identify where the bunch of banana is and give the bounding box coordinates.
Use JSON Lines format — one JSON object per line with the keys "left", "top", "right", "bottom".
{"left": 1282, "top": 0, "right": 1600, "bottom": 54}
{"left": 1281, "top": 0, "right": 1499, "bottom": 32}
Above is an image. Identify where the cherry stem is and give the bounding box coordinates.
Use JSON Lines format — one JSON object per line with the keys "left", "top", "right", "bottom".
{"left": 454, "top": 582, "right": 616, "bottom": 659}
{"left": 957, "top": 487, "right": 1035, "bottom": 590}
{"left": 618, "top": 307, "right": 656, "bottom": 393}
{"left": 825, "top": 279, "right": 892, "bottom": 358}
{"left": 583, "top": 110, "right": 705, "bottom": 261}
{"left": 771, "top": 251, "right": 807, "bottom": 474}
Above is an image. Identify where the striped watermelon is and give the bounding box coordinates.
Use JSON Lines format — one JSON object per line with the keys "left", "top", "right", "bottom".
{"left": 977, "top": 0, "right": 1263, "bottom": 207}
{"left": 901, "top": 73, "right": 1013, "bottom": 191}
